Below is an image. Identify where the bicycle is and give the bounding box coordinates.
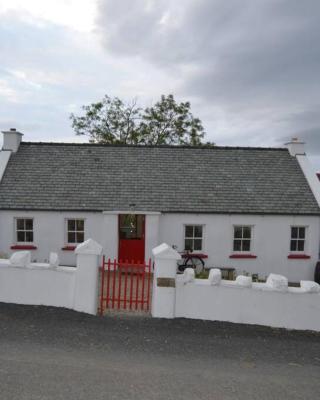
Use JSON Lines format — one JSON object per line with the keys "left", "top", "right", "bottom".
{"left": 173, "top": 246, "right": 207, "bottom": 274}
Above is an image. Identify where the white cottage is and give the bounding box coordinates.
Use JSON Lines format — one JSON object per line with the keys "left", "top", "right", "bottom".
{"left": 0, "top": 129, "right": 319, "bottom": 282}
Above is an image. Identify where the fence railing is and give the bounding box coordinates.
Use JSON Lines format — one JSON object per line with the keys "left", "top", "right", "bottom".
{"left": 99, "top": 257, "right": 152, "bottom": 314}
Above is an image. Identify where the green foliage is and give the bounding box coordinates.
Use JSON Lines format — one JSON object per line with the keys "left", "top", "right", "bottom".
{"left": 70, "top": 94, "right": 211, "bottom": 146}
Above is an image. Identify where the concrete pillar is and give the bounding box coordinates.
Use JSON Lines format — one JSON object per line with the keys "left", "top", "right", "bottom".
{"left": 74, "top": 239, "right": 102, "bottom": 315}
{"left": 152, "top": 243, "right": 181, "bottom": 319}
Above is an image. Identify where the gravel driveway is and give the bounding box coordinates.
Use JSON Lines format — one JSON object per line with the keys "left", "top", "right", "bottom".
{"left": 0, "top": 303, "right": 320, "bottom": 399}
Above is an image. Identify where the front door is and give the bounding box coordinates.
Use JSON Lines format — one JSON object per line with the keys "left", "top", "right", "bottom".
{"left": 118, "top": 214, "right": 145, "bottom": 262}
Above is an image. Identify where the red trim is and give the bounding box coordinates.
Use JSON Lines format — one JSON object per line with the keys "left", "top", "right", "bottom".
{"left": 288, "top": 254, "right": 311, "bottom": 259}
{"left": 10, "top": 245, "right": 37, "bottom": 250}
{"left": 61, "top": 245, "right": 76, "bottom": 251}
{"left": 229, "top": 254, "right": 257, "bottom": 259}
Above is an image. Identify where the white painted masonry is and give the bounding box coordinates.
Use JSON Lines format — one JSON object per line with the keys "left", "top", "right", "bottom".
{"left": 159, "top": 213, "right": 320, "bottom": 281}
{"left": 175, "top": 274, "right": 320, "bottom": 331}
{"left": 0, "top": 239, "right": 102, "bottom": 315}
{"left": 0, "top": 210, "right": 318, "bottom": 281}
{"left": 152, "top": 244, "right": 320, "bottom": 332}
{"left": 152, "top": 243, "right": 181, "bottom": 319}
{"left": 2, "top": 129, "right": 23, "bottom": 153}
{"left": 297, "top": 154, "right": 320, "bottom": 207}
{"left": 0, "top": 150, "right": 10, "bottom": 181}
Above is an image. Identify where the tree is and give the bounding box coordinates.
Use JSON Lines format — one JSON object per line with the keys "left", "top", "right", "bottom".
{"left": 70, "top": 94, "right": 210, "bottom": 146}
{"left": 70, "top": 96, "right": 141, "bottom": 144}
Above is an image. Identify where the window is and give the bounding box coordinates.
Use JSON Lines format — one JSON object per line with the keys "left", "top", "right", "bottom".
{"left": 184, "top": 225, "right": 203, "bottom": 251}
{"left": 290, "top": 226, "right": 306, "bottom": 252}
{"left": 119, "top": 214, "right": 144, "bottom": 239}
{"left": 16, "top": 218, "right": 33, "bottom": 243}
{"left": 233, "top": 226, "right": 252, "bottom": 252}
{"left": 67, "top": 219, "right": 84, "bottom": 244}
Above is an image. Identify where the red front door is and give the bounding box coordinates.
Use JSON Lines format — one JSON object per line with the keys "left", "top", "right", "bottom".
{"left": 118, "top": 214, "right": 145, "bottom": 262}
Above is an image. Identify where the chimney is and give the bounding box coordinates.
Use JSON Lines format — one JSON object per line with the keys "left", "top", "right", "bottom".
{"left": 285, "top": 137, "right": 305, "bottom": 157}
{"left": 2, "top": 128, "right": 23, "bottom": 153}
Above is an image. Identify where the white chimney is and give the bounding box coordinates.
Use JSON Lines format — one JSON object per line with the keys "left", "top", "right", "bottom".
{"left": 2, "top": 128, "right": 23, "bottom": 153}
{"left": 285, "top": 137, "right": 305, "bottom": 157}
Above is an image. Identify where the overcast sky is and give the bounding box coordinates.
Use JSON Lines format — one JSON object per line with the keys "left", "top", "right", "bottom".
{"left": 0, "top": 0, "right": 319, "bottom": 169}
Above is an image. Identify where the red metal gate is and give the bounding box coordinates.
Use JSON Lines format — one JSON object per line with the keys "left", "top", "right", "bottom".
{"left": 99, "top": 257, "right": 152, "bottom": 315}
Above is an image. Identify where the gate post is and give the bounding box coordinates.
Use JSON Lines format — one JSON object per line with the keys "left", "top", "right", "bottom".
{"left": 74, "top": 239, "right": 103, "bottom": 315}
{"left": 152, "top": 243, "right": 181, "bottom": 319}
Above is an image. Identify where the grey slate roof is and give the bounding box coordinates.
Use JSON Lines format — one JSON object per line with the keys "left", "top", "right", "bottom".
{"left": 0, "top": 142, "right": 319, "bottom": 215}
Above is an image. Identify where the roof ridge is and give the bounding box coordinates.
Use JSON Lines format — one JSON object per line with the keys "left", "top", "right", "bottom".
{"left": 20, "top": 141, "right": 288, "bottom": 151}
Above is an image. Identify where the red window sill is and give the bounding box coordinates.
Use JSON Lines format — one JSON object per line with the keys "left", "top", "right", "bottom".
{"left": 11, "top": 245, "right": 37, "bottom": 250}
{"left": 61, "top": 246, "right": 76, "bottom": 251}
{"left": 288, "top": 254, "right": 311, "bottom": 259}
{"left": 229, "top": 254, "right": 257, "bottom": 259}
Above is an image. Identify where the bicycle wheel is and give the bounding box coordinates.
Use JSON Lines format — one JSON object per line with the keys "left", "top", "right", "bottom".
{"left": 184, "top": 256, "right": 204, "bottom": 274}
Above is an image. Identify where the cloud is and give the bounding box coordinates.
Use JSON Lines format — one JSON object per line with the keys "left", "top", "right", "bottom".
{"left": 96, "top": 0, "right": 320, "bottom": 165}
{"left": 0, "top": 0, "right": 97, "bottom": 32}
{"left": 0, "top": 9, "right": 178, "bottom": 145}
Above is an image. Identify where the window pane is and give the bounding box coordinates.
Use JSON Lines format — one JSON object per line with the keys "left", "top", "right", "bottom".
{"left": 242, "top": 240, "right": 251, "bottom": 251}
{"left": 76, "top": 219, "right": 84, "bottom": 231}
{"left": 25, "top": 231, "right": 33, "bottom": 242}
{"left": 68, "top": 220, "right": 75, "bottom": 231}
{"left": 243, "top": 227, "right": 251, "bottom": 239}
{"left": 185, "top": 226, "right": 193, "bottom": 238}
{"left": 17, "top": 231, "right": 25, "bottom": 242}
{"left": 233, "top": 240, "right": 241, "bottom": 251}
{"left": 193, "top": 239, "right": 202, "bottom": 251}
{"left": 68, "top": 232, "right": 76, "bottom": 243}
{"left": 194, "top": 226, "right": 202, "bottom": 238}
{"left": 76, "top": 232, "right": 84, "bottom": 243}
{"left": 25, "top": 219, "right": 33, "bottom": 230}
{"left": 298, "top": 227, "right": 305, "bottom": 239}
{"left": 297, "top": 240, "right": 305, "bottom": 251}
{"left": 291, "top": 227, "right": 298, "bottom": 239}
{"left": 185, "top": 239, "right": 193, "bottom": 251}
{"left": 17, "top": 219, "right": 25, "bottom": 230}
{"left": 290, "top": 240, "right": 297, "bottom": 251}
{"left": 234, "top": 227, "right": 242, "bottom": 239}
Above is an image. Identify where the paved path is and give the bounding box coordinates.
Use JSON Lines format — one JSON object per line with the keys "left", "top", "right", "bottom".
{"left": 0, "top": 303, "right": 320, "bottom": 399}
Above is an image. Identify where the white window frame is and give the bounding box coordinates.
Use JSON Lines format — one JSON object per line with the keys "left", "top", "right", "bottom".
{"left": 289, "top": 226, "right": 308, "bottom": 254}
{"left": 183, "top": 224, "right": 205, "bottom": 252}
{"left": 65, "top": 218, "right": 85, "bottom": 245}
{"left": 232, "top": 225, "right": 253, "bottom": 253}
{"left": 15, "top": 217, "right": 34, "bottom": 244}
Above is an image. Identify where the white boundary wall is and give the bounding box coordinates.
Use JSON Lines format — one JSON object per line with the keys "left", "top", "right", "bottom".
{"left": 175, "top": 277, "right": 320, "bottom": 331}
{"left": 152, "top": 243, "right": 320, "bottom": 332}
{"left": 0, "top": 239, "right": 102, "bottom": 314}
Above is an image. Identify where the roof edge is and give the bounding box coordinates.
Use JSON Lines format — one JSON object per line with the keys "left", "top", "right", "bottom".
{"left": 19, "top": 141, "right": 288, "bottom": 151}
{"left": 0, "top": 208, "right": 319, "bottom": 216}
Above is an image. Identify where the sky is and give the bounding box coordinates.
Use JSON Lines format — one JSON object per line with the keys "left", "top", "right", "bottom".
{"left": 0, "top": 0, "right": 319, "bottom": 169}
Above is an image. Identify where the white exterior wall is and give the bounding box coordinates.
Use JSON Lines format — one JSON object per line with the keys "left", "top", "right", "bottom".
{"left": 0, "top": 210, "right": 319, "bottom": 280}
{"left": 0, "top": 210, "right": 104, "bottom": 265}
{"left": 159, "top": 213, "right": 320, "bottom": 282}
{"left": 145, "top": 214, "right": 160, "bottom": 261}
{"left": 0, "top": 210, "right": 160, "bottom": 266}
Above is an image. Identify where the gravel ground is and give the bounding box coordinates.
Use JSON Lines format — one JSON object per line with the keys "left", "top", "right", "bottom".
{"left": 0, "top": 303, "right": 320, "bottom": 399}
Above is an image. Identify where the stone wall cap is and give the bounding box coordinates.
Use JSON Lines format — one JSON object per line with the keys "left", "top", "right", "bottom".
{"left": 152, "top": 243, "right": 181, "bottom": 260}
{"left": 75, "top": 239, "right": 102, "bottom": 255}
